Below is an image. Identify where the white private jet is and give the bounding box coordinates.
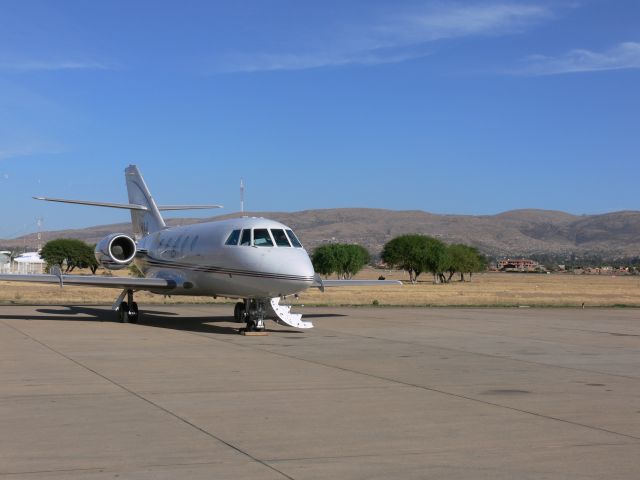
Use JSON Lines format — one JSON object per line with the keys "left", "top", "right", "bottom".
{"left": 0, "top": 165, "right": 400, "bottom": 331}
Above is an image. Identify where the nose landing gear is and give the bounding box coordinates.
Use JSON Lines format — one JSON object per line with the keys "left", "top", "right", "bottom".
{"left": 239, "top": 298, "right": 266, "bottom": 333}
{"left": 233, "top": 301, "right": 246, "bottom": 323}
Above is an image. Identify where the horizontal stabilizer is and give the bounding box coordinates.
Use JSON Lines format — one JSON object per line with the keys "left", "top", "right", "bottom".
{"left": 158, "top": 205, "right": 223, "bottom": 211}
{"left": 33, "top": 197, "right": 223, "bottom": 212}
{"left": 34, "top": 197, "right": 148, "bottom": 211}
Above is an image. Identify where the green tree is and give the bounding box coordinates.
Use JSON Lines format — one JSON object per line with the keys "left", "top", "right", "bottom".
{"left": 312, "top": 243, "right": 369, "bottom": 279}
{"left": 40, "top": 239, "right": 99, "bottom": 274}
{"left": 341, "top": 244, "right": 369, "bottom": 279}
{"left": 39, "top": 240, "right": 68, "bottom": 271}
{"left": 381, "top": 234, "right": 422, "bottom": 283}
{"left": 423, "top": 237, "right": 449, "bottom": 284}
{"left": 382, "top": 234, "right": 447, "bottom": 283}
{"left": 446, "top": 244, "right": 486, "bottom": 282}
{"left": 311, "top": 244, "right": 338, "bottom": 277}
{"left": 382, "top": 235, "right": 486, "bottom": 284}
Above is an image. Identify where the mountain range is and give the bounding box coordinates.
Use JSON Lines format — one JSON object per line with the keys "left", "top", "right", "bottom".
{"left": 2, "top": 209, "right": 640, "bottom": 260}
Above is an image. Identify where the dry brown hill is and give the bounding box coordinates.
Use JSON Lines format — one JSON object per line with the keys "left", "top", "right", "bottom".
{"left": 3, "top": 208, "right": 640, "bottom": 259}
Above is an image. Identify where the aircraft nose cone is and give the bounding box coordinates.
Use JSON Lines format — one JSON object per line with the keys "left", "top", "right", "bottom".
{"left": 300, "top": 251, "right": 315, "bottom": 279}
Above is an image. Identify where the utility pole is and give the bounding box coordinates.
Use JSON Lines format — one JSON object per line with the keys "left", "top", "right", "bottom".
{"left": 36, "top": 217, "right": 43, "bottom": 251}
{"left": 240, "top": 178, "right": 245, "bottom": 213}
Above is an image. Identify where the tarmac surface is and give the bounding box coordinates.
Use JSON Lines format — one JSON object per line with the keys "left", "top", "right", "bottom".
{"left": 1, "top": 304, "right": 640, "bottom": 479}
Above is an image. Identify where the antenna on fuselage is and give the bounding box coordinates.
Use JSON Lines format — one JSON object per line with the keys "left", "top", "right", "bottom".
{"left": 240, "top": 177, "right": 245, "bottom": 213}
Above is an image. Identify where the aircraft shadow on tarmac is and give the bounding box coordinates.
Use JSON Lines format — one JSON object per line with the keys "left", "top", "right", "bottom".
{"left": 1, "top": 305, "right": 345, "bottom": 336}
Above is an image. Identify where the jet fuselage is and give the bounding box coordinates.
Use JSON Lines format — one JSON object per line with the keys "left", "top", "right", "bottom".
{"left": 135, "top": 216, "right": 316, "bottom": 298}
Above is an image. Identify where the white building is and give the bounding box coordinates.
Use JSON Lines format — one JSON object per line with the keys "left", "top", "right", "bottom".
{"left": 12, "top": 251, "right": 45, "bottom": 274}
{"left": 0, "top": 251, "right": 11, "bottom": 273}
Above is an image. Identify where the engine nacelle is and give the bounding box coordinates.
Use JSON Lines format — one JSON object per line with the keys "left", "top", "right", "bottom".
{"left": 95, "top": 233, "right": 137, "bottom": 270}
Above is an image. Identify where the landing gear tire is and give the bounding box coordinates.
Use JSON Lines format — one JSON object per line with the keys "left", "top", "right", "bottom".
{"left": 118, "top": 301, "right": 129, "bottom": 323}
{"left": 128, "top": 302, "right": 139, "bottom": 324}
{"left": 117, "top": 296, "right": 139, "bottom": 324}
{"left": 233, "top": 302, "right": 245, "bottom": 323}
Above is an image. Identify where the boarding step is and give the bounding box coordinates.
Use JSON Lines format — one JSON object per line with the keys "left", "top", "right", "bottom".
{"left": 268, "top": 297, "right": 313, "bottom": 329}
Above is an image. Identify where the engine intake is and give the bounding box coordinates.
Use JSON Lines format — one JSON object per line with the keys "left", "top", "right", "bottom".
{"left": 95, "top": 233, "right": 137, "bottom": 270}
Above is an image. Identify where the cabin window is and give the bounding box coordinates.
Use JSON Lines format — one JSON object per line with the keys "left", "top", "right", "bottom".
{"left": 181, "top": 236, "right": 190, "bottom": 250}
{"left": 240, "top": 229, "right": 251, "bottom": 246}
{"left": 190, "top": 236, "right": 199, "bottom": 251}
{"left": 253, "top": 229, "right": 274, "bottom": 247}
{"left": 286, "top": 229, "right": 303, "bottom": 248}
{"left": 225, "top": 229, "right": 241, "bottom": 246}
{"left": 270, "top": 229, "right": 291, "bottom": 247}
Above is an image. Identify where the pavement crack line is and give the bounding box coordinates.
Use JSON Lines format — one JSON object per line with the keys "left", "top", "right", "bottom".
{"left": 0, "top": 320, "right": 295, "bottom": 480}
{"left": 0, "top": 467, "right": 104, "bottom": 477}
{"left": 314, "top": 324, "right": 640, "bottom": 381}
{"left": 263, "top": 441, "right": 638, "bottom": 463}
{"left": 174, "top": 327, "right": 640, "bottom": 443}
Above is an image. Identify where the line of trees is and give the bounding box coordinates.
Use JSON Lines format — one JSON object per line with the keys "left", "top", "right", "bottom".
{"left": 40, "top": 239, "right": 99, "bottom": 274}
{"left": 310, "top": 236, "right": 486, "bottom": 284}
{"left": 312, "top": 243, "right": 369, "bottom": 279}
{"left": 381, "top": 234, "right": 486, "bottom": 284}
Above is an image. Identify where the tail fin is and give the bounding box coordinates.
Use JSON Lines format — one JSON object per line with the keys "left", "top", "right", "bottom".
{"left": 125, "top": 165, "right": 166, "bottom": 239}
{"left": 33, "top": 165, "right": 222, "bottom": 240}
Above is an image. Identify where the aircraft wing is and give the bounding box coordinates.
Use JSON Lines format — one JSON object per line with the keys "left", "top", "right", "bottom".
{"left": 311, "top": 275, "right": 402, "bottom": 291}
{"left": 0, "top": 273, "right": 176, "bottom": 290}
{"left": 320, "top": 280, "right": 402, "bottom": 286}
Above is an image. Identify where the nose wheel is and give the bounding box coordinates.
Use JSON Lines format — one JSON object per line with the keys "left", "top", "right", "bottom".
{"left": 233, "top": 301, "right": 246, "bottom": 323}
{"left": 117, "top": 289, "right": 140, "bottom": 323}
{"left": 241, "top": 298, "right": 266, "bottom": 332}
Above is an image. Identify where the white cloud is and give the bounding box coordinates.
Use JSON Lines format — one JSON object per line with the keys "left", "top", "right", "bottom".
{"left": 0, "top": 60, "right": 110, "bottom": 72}
{"left": 0, "top": 145, "right": 63, "bottom": 162}
{"left": 515, "top": 42, "right": 640, "bottom": 75}
{"left": 376, "top": 3, "right": 551, "bottom": 45}
{"left": 213, "top": 3, "right": 553, "bottom": 73}
{"left": 217, "top": 49, "right": 432, "bottom": 74}
{"left": 0, "top": 147, "right": 35, "bottom": 161}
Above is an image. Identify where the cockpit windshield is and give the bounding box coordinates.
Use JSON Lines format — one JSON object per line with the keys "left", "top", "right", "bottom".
{"left": 227, "top": 227, "right": 302, "bottom": 248}
{"left": 253, "top": 229, "right": 274, "bottom": 247}
{"left": 270, "top": 229, "right": 291, "bottom": 247}
{"left": 239, "top": 229, "right": 251, "bottom": 246}
{"left": 286, "top": 229, "right": 303, "bottom": 248}
{"left": 225, "top": 229, "right": 240, "bottom": 245}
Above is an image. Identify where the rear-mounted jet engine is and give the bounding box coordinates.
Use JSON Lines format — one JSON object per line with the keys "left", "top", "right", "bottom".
{"left": 95, "top": 233, "right": 136, "bottom": 270}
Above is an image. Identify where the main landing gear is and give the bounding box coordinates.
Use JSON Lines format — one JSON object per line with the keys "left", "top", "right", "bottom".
{"left": 117, "top": 289, "right": 140, "bottom": 323}
{"left": 234, "top": 299, "right": 266, "bottom": 332}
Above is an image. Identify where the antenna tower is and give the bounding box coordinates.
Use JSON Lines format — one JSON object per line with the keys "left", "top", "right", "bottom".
{"left": 36, "top": 217, "right": 43, "bottom": 251}
{"left": 240, "top": 178, "right": 245, "bottom": 213}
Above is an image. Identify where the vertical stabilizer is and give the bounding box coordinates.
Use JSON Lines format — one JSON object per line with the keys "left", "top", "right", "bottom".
{"left": 125, "top": 165, "right": 166, "bottom": 239}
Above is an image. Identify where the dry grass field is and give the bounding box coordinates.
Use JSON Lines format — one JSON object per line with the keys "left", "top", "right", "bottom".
{"left": 1, "top": 267, "right": 639, "bottom": 307}
{"left": 301, "top": 269, "right": 640, "bottom": 307}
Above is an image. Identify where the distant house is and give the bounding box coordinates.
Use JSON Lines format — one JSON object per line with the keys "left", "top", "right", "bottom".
{"left": 0, "top": 251, "right": 10, "bottom": 274}
{"left": 497, "top": 258, "right": 541, "bottom": 272}
{"left": 12, "top": 252, "right": 45, "bottom": 274}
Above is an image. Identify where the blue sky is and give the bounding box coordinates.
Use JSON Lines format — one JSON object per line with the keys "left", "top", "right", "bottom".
{"left": 1, "top": 0, "right": 639, "bottom": 238}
